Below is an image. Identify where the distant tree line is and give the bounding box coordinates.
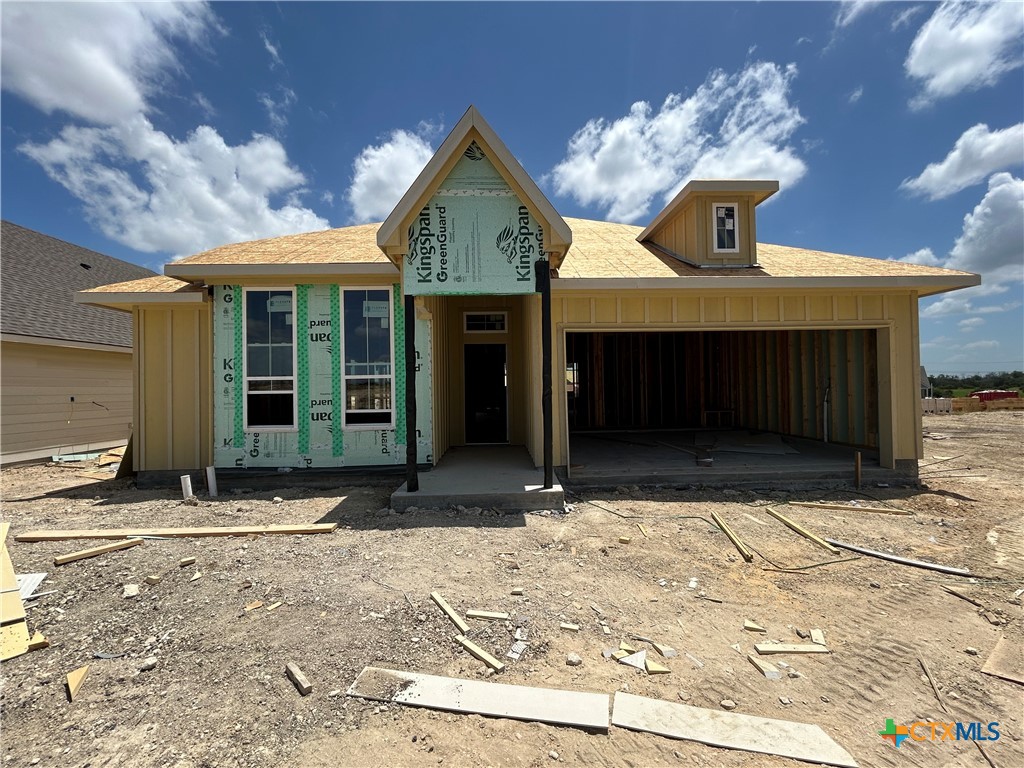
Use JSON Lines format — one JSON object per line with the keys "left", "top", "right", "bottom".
{"left": 927, "top": 371, "right": 1024, "bottom": 398}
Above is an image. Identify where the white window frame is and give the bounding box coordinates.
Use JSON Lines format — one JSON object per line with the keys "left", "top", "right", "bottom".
{"left": 463, "top": 311, "right": 509, "bottom": 334}
{"left": 242, "top": 287, "right": 298, "bottom": 432}
{"left": 711, "top": 202, "right": 740, "bottom": 254}
{"left": 341, "top": 286, "right": 396, "bottom": 431}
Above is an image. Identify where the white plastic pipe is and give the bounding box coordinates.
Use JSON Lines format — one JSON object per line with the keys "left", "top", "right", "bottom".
{"left": 180, "top": 474, "right": 193, "bottom": 500}
{"left": 205, "top": 466, "right": 218, "bottom": 498}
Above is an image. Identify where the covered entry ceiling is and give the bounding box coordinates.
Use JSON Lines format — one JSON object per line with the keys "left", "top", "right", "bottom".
{"left": 566, "top": 330, "right": 879, "bottom": 449}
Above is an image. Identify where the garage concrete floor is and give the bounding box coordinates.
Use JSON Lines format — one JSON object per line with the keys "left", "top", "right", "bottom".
{"left": 565, "top": 429, "right": 905, "bottom": 489}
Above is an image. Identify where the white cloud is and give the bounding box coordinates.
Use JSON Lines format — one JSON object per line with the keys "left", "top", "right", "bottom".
{"left": 901, "top": 123, "right": 1024, "bottom": 200}
{"left": 796, "top": 36, "right": 813, "bottom": 46}
{"left": 835, "top": 0, "right": 881, "bottom": 28}
{"left": 891, "top": 5, "right": 924, "bottom": 31}
{"left": 906, "top": 1, "right": 1024, "bottom": 108}
{"left": 921, "top": 290, "right": 1021, "bottom": 318}
{"left": 550, "top": 62, "right": 806, "bottom": 223}
{"left": 321, "top": 190, "right": 335, "bottom": 206}
{"left": 897, "top": 247, "right": 942, "bottom": 267}
{"left": 963, "top": 339, "right": 999, "bottom": 351}
{"left": 848, "top": 86, "right": 864, "bottom": 104}
{"left": 0, "top": 2, "right": 219, "bottom": 126}
{"left": 958, "top": 317, "right": 985, "bottom": 332}
{"left": 20, "top": 115, "right": 328, "bottom": 258}
{"left": 260, "top": 30, "right": 283, "bottom": 69}
{"left": 945, "top": 173, "right": 1024, "bottom": 286}
{"left": 259, "top": 87, "right": 297, "bottom": 134}
{"left": 193, "top": 92, "right": 216, "bottom": 119}
{"left": 347, "top": 127, "right": 436, "bottom": 224}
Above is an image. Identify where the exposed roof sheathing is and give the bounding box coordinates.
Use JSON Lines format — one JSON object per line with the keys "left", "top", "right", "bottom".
{"left": 82, "top": 275, "right": 198, "bottom": 294}
{"left": 171, "top": 223, "right": 387, "bottom": 266}
{"left": 1, "top": 221, "right": 157, "bottom": 347}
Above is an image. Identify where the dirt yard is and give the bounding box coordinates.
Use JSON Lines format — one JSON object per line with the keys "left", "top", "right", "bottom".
{"left": 1, "top": 411, "right": 1022, "bottom": 768}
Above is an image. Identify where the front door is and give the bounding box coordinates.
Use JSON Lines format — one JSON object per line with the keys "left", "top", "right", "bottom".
{"left": 464, "top": 343, "right": 508, "bottom": 443}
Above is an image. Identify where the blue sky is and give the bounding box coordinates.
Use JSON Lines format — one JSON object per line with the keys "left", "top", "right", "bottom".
{"left": 2, "top": 1, "right": 1022, "bottom": 374}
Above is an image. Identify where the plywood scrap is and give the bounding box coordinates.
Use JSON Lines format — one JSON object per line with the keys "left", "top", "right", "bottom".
{"left": 285, "top": 662, "right": 312, "bottom": 695}
{"left": 743, "top": 620, "right": 766, "bottom": 633}
{"left": 466, "top": 610, "right": 509, "bottom": 621}
{"left": 53, "top": 537, "right": 142, "bottom": 566}
{"left": 619, "top": 650, "right": 647, "bottom": 670}
{"left": 266, "top": 602, "right": 283, "bottom": 611}
{"left": 430, "top": 592, "right": 470, "bottom": 634}
{"left": 755, "top": 643, "right": 831, "bottom": 655}
{"left": 764, "top": 508, "right": 841, "bottom": 554}
{"left": 710, "top": 512, "right": 754, "bottom": 563}
{"left": 348, "top": 666, "right": 609, "bottom": 730}
{"left": 611, "top": 692, "right": 858, "bottom": 768}
{"left": 652, "top": 642, "right": 677, "bottom": 658}
{"left": 144, "top": 575, "right": 161, "bottom": 586}
{"left": 789, "top": 501, "right": 911, "bottom": 516}
{"left": 810, "top": 629, "right": 826, "bottom": 646}
{"left": 189, "top": 572, "right": 202, "bottom": 582}
{"left": 66, "top": 665, "right": 89, "bottom": 701}
{"left": 612, "top": 650, "right": 629, "bottom": 661}
{"left": 245, "top": 601, "right": 264, "bottom": 612}
{"left": 619, "top": 641, "right": 637, "bottom": 653}
{"left": 560, "top": 622, "right": 580, "bottom": 632}
{"left": 17, "top": 523, "right": 338, "bottom": 542}
{"left": 1, "top": 622, "right": 30, "bottom": 662}
{"left": 27, "top": 632, "right": 49, "bottom": 652}
{"left": 981, "top": 636, "right": 1024, "bottom": 686}
{"left": 455, "top": 635, "right": 506, "bottom": 672}
{"left": 645, "top": 658, "right": 671, "bottom": 674}
{"left": 824, "top": 539, "right": 970, "bottom": 576}
{"left": 748, "top": 655, "right": 782, "bottom": 680}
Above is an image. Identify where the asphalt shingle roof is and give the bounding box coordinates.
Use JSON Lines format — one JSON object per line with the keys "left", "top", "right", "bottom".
{"left": 1, "top": 221, "right": 156, "bottom": 347}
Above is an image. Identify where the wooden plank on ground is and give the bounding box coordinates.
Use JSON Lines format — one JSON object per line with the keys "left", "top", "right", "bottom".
{"left": 1, "top": 621, "right": 30, "bottom": 661}
{"left": 285, "top": 662, "right": 313, "bottom": 695}
{"left": 54, "top": 538, "right": 143, "bottom": 566}
{"left": 981, "top": 637, "right": 1024, "bottom": 686}
{"left": 755, "top": 643, "right": 831, "bottom": 655}
{"left": 466, "top": 610, "right": 510, "bottom": 621}
{"left": 611, "top": 692, "right": 857, "bottom": 768}
{"left": 789, "top": 501, "right": 912, "bottom": 516}
{"left": 66, "top": 666, "right": 89, "bottom": 701}
{"left": 1, "top": 531, "right": 27, "bottom": 626}
{"left": 348, "top": 666, "right": 609, "bottom": 731}
{"left": 16, "top": 523, "right": 338, "bottom": 542}
{"left": 456, "top": 634, "right": 506, "bottom": 672}
{"left": 430, "top": 592, "right": 470, "bottom": 633}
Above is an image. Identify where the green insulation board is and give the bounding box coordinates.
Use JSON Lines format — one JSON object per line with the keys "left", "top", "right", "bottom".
{"left": 211, "top": 283, "right": 432, "bottom": 469}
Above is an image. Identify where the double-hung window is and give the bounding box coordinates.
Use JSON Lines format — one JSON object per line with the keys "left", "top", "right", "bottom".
{"left": 712, "top": 203, "right": 739, "bottom": 253}
{"left": 342, "top": 288, "right": 394, "bottom": 428}
{"left": 244, "top": 289, "right": 296, "bottom": 429}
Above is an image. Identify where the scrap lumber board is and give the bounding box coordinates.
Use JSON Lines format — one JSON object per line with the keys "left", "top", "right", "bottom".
{"left": 66, "top": 666, "right": 89, "bottom": 701}
{"left": 981, "top": 637, "right": 1024, "bottom": 686}
{"left": 430, "top": 592, "right": 470, "bottom": 633}
{"left": 755, "top": 643, "right": 831, "bottom": 655}
{"left": 1, "top": 621, "right": 30, "bottom": 662}
{"left": 789, "top": 501, "right": 912, "bottom": 516}
{"left": 16, "top": 523, "right": 338, "bottom": 542}
{"left": 611, "top": 692, "right": 858, "bottom": 767}
{"left": 764, "top": 508, "right": 841, "bottom": 554}
{"left": 710, "top": 511, "right": 754, "bottom": 562}
{"left": 348, "top": 666, "right": 609, "bottom": 731}
{"left": 1, "top": 529, "right": 27, "bottom": 626}
{"left": 466, "top": 610, "right": 510, "bottom": 621}
{"left": 824, "top": 539, "right": 970, "bottom": 576}
{"left": 456, "top": 634, "right": 506, "bottom": 672}
{"left": 285, "top": 662, "right": 313, "bottom": 695}
{"left": 54, "top": 538, "right": 143, "bottom": 566}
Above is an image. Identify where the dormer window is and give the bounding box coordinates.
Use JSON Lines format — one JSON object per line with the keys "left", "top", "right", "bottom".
{"left": 713, "top": 203, "right": 739, "bottom": 253}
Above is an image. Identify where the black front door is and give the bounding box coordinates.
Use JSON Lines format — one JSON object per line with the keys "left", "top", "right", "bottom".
{"left": 464, "top": 343, "right": 507, "bottom": 443}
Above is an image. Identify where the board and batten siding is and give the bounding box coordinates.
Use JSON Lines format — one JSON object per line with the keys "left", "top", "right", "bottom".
{"left": 546, "top": 289, "right": 922, "bottom": 470}
{"left": 134, "top": 305, "right": 212, "bottom": 472}
{"left": 0, "top": 340, "right": 133, "bottom": 463}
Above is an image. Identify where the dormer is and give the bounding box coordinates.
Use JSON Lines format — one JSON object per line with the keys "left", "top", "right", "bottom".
{"left": 637, "top": 180, "right": 778, "bottom": 268}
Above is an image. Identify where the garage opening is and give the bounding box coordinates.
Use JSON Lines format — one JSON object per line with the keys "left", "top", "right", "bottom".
{"left": 565, "top": 329, "right": 880, "bottom": 482}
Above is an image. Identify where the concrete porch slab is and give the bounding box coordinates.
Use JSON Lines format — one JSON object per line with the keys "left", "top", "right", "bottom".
{"left": 391, "top": 446, "right": 563, "bottom": 512}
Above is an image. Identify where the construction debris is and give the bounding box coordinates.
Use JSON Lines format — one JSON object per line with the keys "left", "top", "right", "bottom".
{"left": 466, "top": 610, "right": 509, "bottom": 621}
{"left": 644, "top": 658, "right": 670, "bottom": 674}
{"left": 611, "top": 692, "right": 858, "bottom": 768}
{"left": 789, "top": 501, "right": 912, "bottom": 516}
{"left": 179, "top": 557, "right": 197, "bottom": 567}
{"left": 456, "top": 634, "right": 505, "bottom": 672}
{"left": 810, "top": 629, "right": 827, "bottom": 646}
{"left": 981, "top": 636, "right": 1024, "bottom": 686}
{"left": 652, "top": 642, "right": 677, "bottom": 658}
{"left": 755, "top": 643, "right": 831, "bottom": 655}
{"left": 285, "top": 662, "right": 312, "bottom": 695}
{"left": 763, "top": 508, "right": 841, "bottom": 554}
{"left": 27, "top": 632, "right": 49, "bottom": 651}
{"left": 54, "top": 538, "right": 143, "bottom": 566}
{"left": 710, "top": 512, "right": 754, "bottom": 563}
{"left": 244, "top": 601, "right": 264, "bottom": 612}
{"left": 17, "top": 523, "right": 338, "bottom": 542}
{"left": 507, "top": 641, "right": 527, "bottom": 660}
{"left": 560, "top": 622, "right": 580, "bottom": 632}
{"left": 430, "top": 592, "right": 470, "bottom": 633}
{"left": 618, "top": 650, "right": 647, "bottom": 670}
{"left": 824, "top": 539, "right": 971, "bottom": 576}
{"left": 743, "top": 620, "right": 766, "bottom": 633}
{"left": 511, "top": 587, "right": 525, "bottom": 596}
{"left": 66, "top": 666, "right": 90, "bottom": 701}
{"left": 618, "top": 536, "right": 632, "bottom": 544}
{"left": 1, "top": 523, "right": 32, "bottom": 662}
{"left": 747, "top": 655, "right": 782, "bottom": 680}
{"left": 348, "top": 667, "right": 610, "bottom": 730}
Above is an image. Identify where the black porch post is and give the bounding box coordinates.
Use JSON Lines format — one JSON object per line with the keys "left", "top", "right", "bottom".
{"left": 404, "top": 293, "right": 418, "bottom": 492}
{"left": 536, "top": 257, "right": 553, "bottom": 489}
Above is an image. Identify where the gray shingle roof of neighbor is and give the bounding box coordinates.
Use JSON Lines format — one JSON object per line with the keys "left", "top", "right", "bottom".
{"left": 1, "top": 221, "right": 157, "bottom": 347}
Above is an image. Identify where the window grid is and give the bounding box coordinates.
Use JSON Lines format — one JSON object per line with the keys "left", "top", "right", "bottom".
{"left": 243, "top": 288, "right": 297, "bottom": 431}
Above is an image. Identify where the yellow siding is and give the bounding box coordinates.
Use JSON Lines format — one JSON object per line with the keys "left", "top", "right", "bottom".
{"left": 0, "top": 341, "right": 133, "bottom": 462}
{"left": 546, "top": 288, "right": 923, "bottom": 469}
{"left": 137, "top": 305, "right": 211, "bottom": 471}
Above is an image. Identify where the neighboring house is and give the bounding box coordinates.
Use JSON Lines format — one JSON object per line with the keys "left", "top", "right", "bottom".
{"left": 78, "top": 107, "right": 978, "bottom": 485}
{"left": 1, "top": 221, "right": 156, "bottom": 463}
